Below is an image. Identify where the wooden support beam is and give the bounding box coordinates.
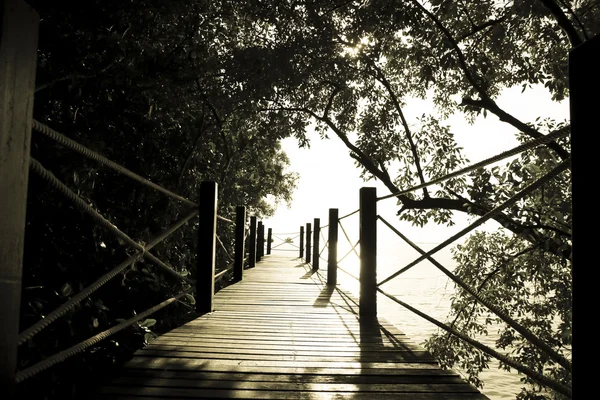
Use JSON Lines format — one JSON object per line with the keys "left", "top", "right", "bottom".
{"left": 305, "top": 223, "right": 312, "bottom": 264}
{"left": 0, "top": 1, "right": 39, "bottom": 394}
{"left": 257, "top": 221, "right": 263, "bottom": 261}
{"left": 197, "top": 182, "right": 218, "bottom": 313}
{"left": 248, "top": 216, "right": 257, "bottom": 268}
{"left": 233, "top": 206, "right": 246, "bottom": 282}
{"left": 266, "top": 228, "right": 272, "bottom": 255}
{"left": 312, "top": 218, "right": 320, "bottom": 270}
{"left": 299, "top": 226, "right": 304, "bottom": 258}
{"left": 327, "top": 209, "right": 339, "bottom": 286}
{"left": 359, "top": 187, "right": 377, "bottom": 317}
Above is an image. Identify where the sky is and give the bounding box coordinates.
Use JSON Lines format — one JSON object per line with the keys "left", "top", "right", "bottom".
{"left": 262, "top": 84, "right": 570, "bottom": 246}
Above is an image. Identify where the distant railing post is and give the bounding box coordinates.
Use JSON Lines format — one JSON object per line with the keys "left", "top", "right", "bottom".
{"left": 267, "top": 228, "right": 272, "bottom": 255}
{"left": 359, "top": 187, "right": 377, "bottom": 317}
{"left": 327, "top": 209, "right": 339, "bottom": 286}
{"left": 233, "top": 206, "right": 246, "bottom": 282}
{"left": 299, "top": 226, "right": 304, "bottom": 258}
{"left": 249, "top": 216, "right": 257, "bottom": 268}
{"left": 305, "top": 222, "right": 312, "bottom": 264}
{"left": 257, "top": 221, "right": 263, "bottom": 261}
{"left": 312, "top": 218, "right": 320, "bottom": 270}
{"left": 0, "top": 1, "right": 39, "bottom": 394}
{"left": 197, "top": 181, "right": 218, "bottom": 314}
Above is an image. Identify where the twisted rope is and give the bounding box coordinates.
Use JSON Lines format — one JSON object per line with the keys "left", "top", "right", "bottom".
{"left": 31, "top": 158, "right": 144, "bottom": 252}
{"left": 377, "top": 215, "right": 572, "bottom": 373}
{"left": 216, "top": 234, "right": 234, "bottom": 261}
{"left": 32, "top": 119, "right": 197, "bottom": 207}
{"left": 338, "top": 221, "right": 360, "bottom": 260}
{"left": 338, "top": 208, "right": 359, "bottom": 221}
{"left": 377, "top": 128, "right": 570, "bottom": 201}
{"left": 337, "top": 240, "right": 360, "bottom": 264}
{"left": 377, "top": 288, "right": 572, "bottom": 398}
{"left": 337, "top": 265, "right": 360, "bottom": 282}
{"left": 217, "top": 215, "right": 234, "bottom": 224}
{"left": 214, "top": 265, "right": 234, "bottom": 282}
{"left": 18, "top": 209, "right": 198, "bottom": 345}
{"left": 16, "top": 288, "right": 192, "bottom": 383}
{"left": 378, "top": 157, "right": 571, "bottom": 286}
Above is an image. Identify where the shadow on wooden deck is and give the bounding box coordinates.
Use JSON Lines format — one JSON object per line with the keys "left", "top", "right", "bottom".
{"left": 93, "top": 254, "right": 489, "bottom": 399}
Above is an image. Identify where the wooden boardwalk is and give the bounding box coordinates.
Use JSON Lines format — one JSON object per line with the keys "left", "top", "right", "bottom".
{"left": 95, "top": 254, "right": 489, "bottom": 399}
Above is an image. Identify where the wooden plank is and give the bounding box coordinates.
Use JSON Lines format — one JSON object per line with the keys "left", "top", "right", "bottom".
{"left": 115, "top": 369, "right": 468, "bottom": 383}
{"left": 94, "top": 255, "right": 489, "bottom": 399}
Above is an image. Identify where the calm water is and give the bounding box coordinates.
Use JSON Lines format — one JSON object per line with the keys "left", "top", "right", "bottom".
{"left": 330, "top": 240, "right": 525, "bottom": 400}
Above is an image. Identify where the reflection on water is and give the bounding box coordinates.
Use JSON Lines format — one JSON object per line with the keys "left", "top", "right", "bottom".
{"left": 335, "top": 243, "right": 524, "bottom": 400}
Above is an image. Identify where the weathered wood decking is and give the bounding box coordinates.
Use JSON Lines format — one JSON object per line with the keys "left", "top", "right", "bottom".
{"left": 95, "top": 254, "right": 489, "bottom": 399}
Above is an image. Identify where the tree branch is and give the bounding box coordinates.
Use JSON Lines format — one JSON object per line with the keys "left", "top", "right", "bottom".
{"left": 460, "top": 97, "right": 570, "bottom": 161}
{"left": 411, "top": 0, "right": 570, "bottom": 162}
{"left": 539, "top": 0, "right": 584, "bottom": 47}
{"left": 361, "top": 53, "right": 430, "bottom": 198}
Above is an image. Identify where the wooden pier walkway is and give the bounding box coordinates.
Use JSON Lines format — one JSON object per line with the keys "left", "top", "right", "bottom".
{"left": 95, "top": 254, "right": 489, "bottom": 399}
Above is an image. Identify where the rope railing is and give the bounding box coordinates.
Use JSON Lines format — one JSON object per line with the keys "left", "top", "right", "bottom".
{"left": 337, "top": 240, "right": 360, "bottom": 264}
{"left": 214, "top": 264, "right": 234, "bottom": 282}
{"left": 338, "top": 220, "right": 360, "bottom": 261}
{"left": 30, "top": 157, "right": 145, "bottom": 253}
{"left": 32, "top": 119, "right": 198, "bottom": 207}
{"left": 377, "top": 127, "right": 570, "bottom": 202}
{"left": 377, "top": 214, "right": 572, "bottom": 373}
{"left": 18, "top": 208, "right": 199, "bottom": 345}
{"left": 216, "top": 234, "right": 234, "bottom": 261}
{"left": 377, "top": 157, "right": 571, "bottom": 287}
{"left": 16, "top": 287, "right": 193, "bottom": 384}
{"left": 217, "top": 215, "right": 234, "bottom": 224}
{"left": 376, "top": 287, "right": 572, "bottom": 398}
{"left": 337, "top": 265, "right": 360, "bottom": 281}
{"left": 338, "top": 208, "right": 359, "bottom": 221}
{"left": 294, "top": 151, "right": 571, "bottom": 397}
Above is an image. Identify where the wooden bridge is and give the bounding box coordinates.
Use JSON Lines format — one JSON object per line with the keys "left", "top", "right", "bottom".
{"left": 94, "top": 253, "right": 489, "bottom": 399}
{"left": 2, "top": 2, "right": 578, "bottom": 398}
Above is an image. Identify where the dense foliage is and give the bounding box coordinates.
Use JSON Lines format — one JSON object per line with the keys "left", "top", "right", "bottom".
{"left": 179, "top": 0, "right": 589, "bottom": 398}
{"left": 19, "top": 1, "right": 297, "bottom": 398}
{"left": 17, "top": 0, "right": 594, "bottom": 398}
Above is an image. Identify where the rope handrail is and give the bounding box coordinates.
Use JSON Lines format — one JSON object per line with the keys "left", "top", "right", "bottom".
{"left": 338, "top": 208, "right": 359, "bottom": 221}
{"left": 377, "top": 128, "right": 570, "bottom": 202}
{"left": 32, "top": 119, "right": 197, "bottom": 207}
{"left": 214, "top": 265, "right": 234, "bottom": 282}
{"left": 338, "top": 221, "right": 360, "bottom": 260}
{"left": 31, "top": 157, "right": 144, "bottom": 253}
{"left": 319, "top": 239, "right": 329, "bottom": 257}
{"left": 337, "top": 265, "right": 360, "bottom": 282}
{"left": 16, "top": 288, "right": 193, "bottom": 384}
{"left": 377, "top": 214, "right": 572, "bottom": 373}
{"left": 18, "top": 208, "right": 199, "bottom": 345}
{"left": 337, "top": 240, "right": 360, "bottom": 264}
{"left": 377, "top": 157, "right": 571, "bottom": 287}
{"left": 272, "top": 231, "right": 301, "bottom": 235}
{"left": 217, "top": 215, "right": 234, "bottom": 224}
{"left": 216, "top": 234, "right": 234, "bottom": 261}
{"left": 376, "top": 288, "right": 572, "bottom": 398}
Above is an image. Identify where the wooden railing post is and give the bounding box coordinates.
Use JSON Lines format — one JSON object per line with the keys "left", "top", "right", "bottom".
{"left": 359, "top": 187, "right": 377, "bottom": 317}
{"left": 312, "top": 218, "right": 320, "bottom": 270}
{"left": 0, "top": 1, "right": 39, "bottom": 394}
{"left": 197, "top": 181, "right": 218, "bottom": 314}
{"left": 299, "top": 226, "right": 304, "bottom": 258}
{"left": 305, "top": 222, "right": 312, "bottom": 264}
{"left": 267, "top": 228, "right": 272, "bottom": 255}
{"left": 249, "top": 216, "right": 257, "bottom": 268}
{"left": 233, "top": 206, "right": 246, "bottom": 282}
{"left": 257, "top": 221, "right": 263, "bottom": 261}
{"left": 327, "top": 209, "right": 339, "bottom": 286}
